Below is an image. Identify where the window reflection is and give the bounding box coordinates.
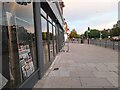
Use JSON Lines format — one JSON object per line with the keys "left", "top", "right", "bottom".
{"left": 0, "top": 25, "right": 1, "bottom": 65}
{"left": 49, "top": 23, "right": 54, "bottom": 60}
{"left": 48, "top": 16, "right": 52, "bottom": 23}
{"left": 59, "top": 29, "right": 64, "bottom": 50}
{"left": 16, "top": 17, "right": 36, "bottom": 80}
{"left": 41, "top": 17, "right": 49, "bottom": 65}
{"left": 2, "top": 2, "right": 37, "bottom": 88}
{"left": 41, "top": 8, "right": 47, "bottom": 18}
{"left": 53, "top": 26, "right": 57, "bottom": 55}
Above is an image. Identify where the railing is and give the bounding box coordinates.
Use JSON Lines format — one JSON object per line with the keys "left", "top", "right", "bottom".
{"left": 67, "top": 39, "right": 119, "bottom": 51}
{"left": 65, "top": 39, "right": 119, "bottom": 51}
{"left": 69, "top": 39, "right": 82, "bottom": 43}
{"left": 90, "top": 39, "right": 119, "bottom": 51}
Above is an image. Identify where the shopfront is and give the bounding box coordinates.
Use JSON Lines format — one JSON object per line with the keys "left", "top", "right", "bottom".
{"left": 1, "top": 1, "right": 39, "bottom": 88}
{"left": 1, "top": 1, "right": 64, "bottom": 89}
{"left": 41, "top": 8, "right": 60, "bottom": 69}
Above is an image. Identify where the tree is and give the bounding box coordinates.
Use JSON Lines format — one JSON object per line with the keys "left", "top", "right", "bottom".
{"left": 76, "top": 34, "right": 80, "bottom": 38}
{"left": 89, "top": 29, "right": 100, "bottom": 38}
{"left": 42, "top": 32, "right": 47, "bottom": 40}
{"left": 84, "top": 29, "right": 100, "bottom": 39}
{"left": 101, "top": 29, "right": 109, "bottom": 39}
{"left": 110, "top": 27, "right": 120, "bottom": 37}
{"left": 69, "top": 29, "right": 77, "bottom": 39}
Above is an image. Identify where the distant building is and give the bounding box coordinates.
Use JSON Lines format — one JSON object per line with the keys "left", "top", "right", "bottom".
{"left": 64, "top": 21, "right": 70, "bottom": 41}
{"left": 59, "top": 0, "right": 65, "bottom": 14}
{"left": 64, "top": 22, "right": 69, "bottom": 33}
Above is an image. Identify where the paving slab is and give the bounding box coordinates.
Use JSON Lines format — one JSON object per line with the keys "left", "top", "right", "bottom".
{"left": 69, "top": 77, "right": 82, "bottom": 88}
{"left": 106, "top": 77, "right": 118, "bottom": 87}
{"left": 93, "top": 71, "right": 118, "bottom": 78}
{"left": 49, "top": 70, "right": 60, "bottom": 77}
{"left": 95, "top": 64, "right": 109, "bottom": 71}
{"left": 51, "top": 77, "right": 72, "bottom": 88}
{"left": 59, "top": 70, "right": 70, "bottom": 77}
{"left": 86, "top": 63, "right": 97, "bottom": 67}
{"left": 80, "top": 77, "right": 114, "bottom": 87}
{"left": 67, "top": 66, "right": 77, "bottom": 72}
{"left": 77, "top": 66, "right": 97, "bottom": 72}
{"left": 41, "top": 77, "right": 54, "bottom": 88}
{"left": 34, "top": 43, "right": 118, "bottom": 88}
{"left": 70, "top": 71, "right": 96, "bottom": 78}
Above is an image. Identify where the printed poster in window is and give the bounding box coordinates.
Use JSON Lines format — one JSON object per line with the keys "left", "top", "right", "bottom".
{"left": 18, "top": 44, "right": 35, "bottom": 79}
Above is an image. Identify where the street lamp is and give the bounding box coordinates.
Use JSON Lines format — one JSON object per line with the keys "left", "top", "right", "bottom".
{"left": 87, "top": 27, "right": 90, "bottom": 44}
{"left": 87, "top": 30, "right": 90, "bottom": 40}
{"left": 100, "top": 31, "right": 102, "bottom": 40}
{"left": 108, "top": 29, "right": 111, "bottom": 39}
{"left": 108, "top": 36, "right": 111, "bottom": 39}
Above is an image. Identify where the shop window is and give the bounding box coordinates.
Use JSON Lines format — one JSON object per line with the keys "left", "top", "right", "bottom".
{"left": 48, "top": 16, "right": 52, "bottom": 23}
{"left": 49, "top": 23, "right": 54, "bottom": 61}
{"left": 2, "top": 2, "right": 37, "bottom": 88}
{"left": 16, "top": 17, "right": 36, "bottom": 80}
{"left": 58, "top": 28, "right": 63, "bottom": 50}
{"left": 41, "top": 8, "right": 47, "bottom": 18}
{"left": 0, "top": 25, "right": 1, "bottom": 73}
{"left": 55, "top": 26, "right": 59, "bottom": 53}
{"left": 53, "top": 26, "right": 57, "bottom": 55}
{"left": 41, "top": 16, "right": 49, "bottom": 65}
{"left": 59, "top": 30, "right": 64, "bottom": 49}
{"left": 53, "top": 22, "right": 55, "bottom": 26}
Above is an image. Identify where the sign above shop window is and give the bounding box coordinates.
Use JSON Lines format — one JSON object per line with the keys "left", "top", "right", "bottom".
{"left": 16, "top": 0, "right": 31, "bottom": 5}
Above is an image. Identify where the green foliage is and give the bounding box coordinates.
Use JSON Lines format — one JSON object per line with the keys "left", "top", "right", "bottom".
{"left": 42, "top": 32, "right": 54, "bottom": 40}
{"left": 76, "top": 34, "right": 80, "bottom": 38}
{"left": 42, "top": 32, "right": 47, "bottom": 40}
{"left": 50, "top": 33, "right": 53, "bottom": 40}
{"left": 89, "top": 29, "right": 100, "bottom": 38}
{"left": 101, "top": 30, "right": 108, "bottom": 38}
{"left": 83, "top": 27, "right": 120, "bottom": 39}
{"left": 84, "top": 29, "right": 100, "bottom": 39}
{"left": 84, "top": 31, "right": 87, "bottom": 38}
{"left": 69, "top": 29, "right": 77, "bottom": 38}
{"left": 110, "top": 27, "right": 120, "bottom": 37}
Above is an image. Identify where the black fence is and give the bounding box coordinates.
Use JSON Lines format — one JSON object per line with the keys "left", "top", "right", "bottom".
{"left": 90, "top": 39, "right": 119, "bottom": 51}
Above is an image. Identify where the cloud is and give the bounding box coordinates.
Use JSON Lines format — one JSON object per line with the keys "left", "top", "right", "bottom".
{"left": 64, "top": 0, "right": 118, "bottom": 21}
{"left": 63, "top": 0, "right": 119, "bottom": 34}
{"left": 71, "top": 20, "right": 117, "bottom": 34}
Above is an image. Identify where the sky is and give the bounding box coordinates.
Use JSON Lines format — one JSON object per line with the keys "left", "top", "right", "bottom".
{"left": 63, "top": 0, "right": 120, "bottom": 34}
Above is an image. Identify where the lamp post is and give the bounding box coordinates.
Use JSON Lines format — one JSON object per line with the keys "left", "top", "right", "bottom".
{"left": 99, "top": 31, "right": 102, "bottom": 46}
{"left": 108, "top": 29, "right": 111, "bottom": 40}
{"left": 100, "top": 31, "right": 102, "bottom": 40}
{"left": 87, "top": 27, "right": 90, "bottom": 44}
